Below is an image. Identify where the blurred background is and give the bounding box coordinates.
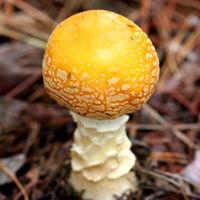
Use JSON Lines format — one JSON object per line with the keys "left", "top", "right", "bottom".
{"left": 0, "top": 0, "right": 200, "bottom": 199}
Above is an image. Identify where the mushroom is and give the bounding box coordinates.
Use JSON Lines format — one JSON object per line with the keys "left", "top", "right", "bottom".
{"left": 42, "top": 10, "right": 159, "bottom": 200}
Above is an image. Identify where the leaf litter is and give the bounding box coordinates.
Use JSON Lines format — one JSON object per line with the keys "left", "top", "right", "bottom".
{"left": 0, "top": 0, "right": 200, "bottom": 199}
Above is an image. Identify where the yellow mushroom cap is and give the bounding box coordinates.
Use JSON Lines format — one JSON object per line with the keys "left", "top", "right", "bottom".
{"left": 43, "top": 10, "right": 159, "bottom": 119}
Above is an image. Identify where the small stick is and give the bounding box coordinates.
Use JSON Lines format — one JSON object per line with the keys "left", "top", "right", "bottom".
{"left": 0, "top": 26, "right": 46, "bottom": 49}
{"left": 0, "top": 161, "right": 29, "bottom": 200}
{"left": 6, "top": 0, "right": 55, "bottom": 28}
{"left": 5, "top": 71, "right": 41, "bottom": 100}
{"left": 127, "top": 123, "right": 200, "bottom": 131}
{"left": 143, "top": 104, "right": 198, "bottom": 149}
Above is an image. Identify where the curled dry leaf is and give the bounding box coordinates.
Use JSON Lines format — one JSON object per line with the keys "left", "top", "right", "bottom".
{"left": 181, "top": 150, "right": 200, "bottom": 186}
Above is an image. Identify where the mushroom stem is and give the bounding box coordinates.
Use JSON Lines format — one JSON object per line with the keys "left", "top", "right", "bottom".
{"left": 70, "top": 112, "right": 137, "bottom": 200}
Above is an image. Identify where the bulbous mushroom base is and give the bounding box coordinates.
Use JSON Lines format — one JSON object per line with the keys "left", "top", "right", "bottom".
{"left": 70, "top": 112, "right": 137, "bottom": 200}
{"left": 70, "top": 171, "right": 137, "bottom": 200}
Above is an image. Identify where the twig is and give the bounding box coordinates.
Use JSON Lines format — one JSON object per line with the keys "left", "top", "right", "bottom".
{"left": 5, "top": 71, "right": 42, "bottom": 100}
{"left": 154, "top": 169, "right": 200, "bottom": 190}
{"left": 0, "top": 26, "right": 46, "bottom": 49}
{"left": 134, "top": 166, "right": 181, "bottom": 187}
{"left": 176, "top": 25, "right": 200, "bottom": 63}
{"left": 0, "top": 11, "right": 50, "bottom": 40}
{"left": 140, "top": 182, "right": 200, "bottom": 199}
{"left": 142, "top": 104, "right": 198, "bottom": 149}
{"left": 0, "top": 161, "right": 29, "bottom": 200}
{"left": 151, "top": 152, "right": 188, "bottom": 164}
{"left": 23, "top": 121, "right": 40, "bottom": 155}
{"left": 6, "top": 0, "right": 55, "bottom": 28}
{"left": 127, "top": 123, "right": 200, "bottom": 131}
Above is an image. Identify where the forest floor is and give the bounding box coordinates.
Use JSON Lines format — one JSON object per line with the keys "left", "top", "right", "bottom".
{"left": 0, "top": 0, "right": 200, "bottom": 199}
